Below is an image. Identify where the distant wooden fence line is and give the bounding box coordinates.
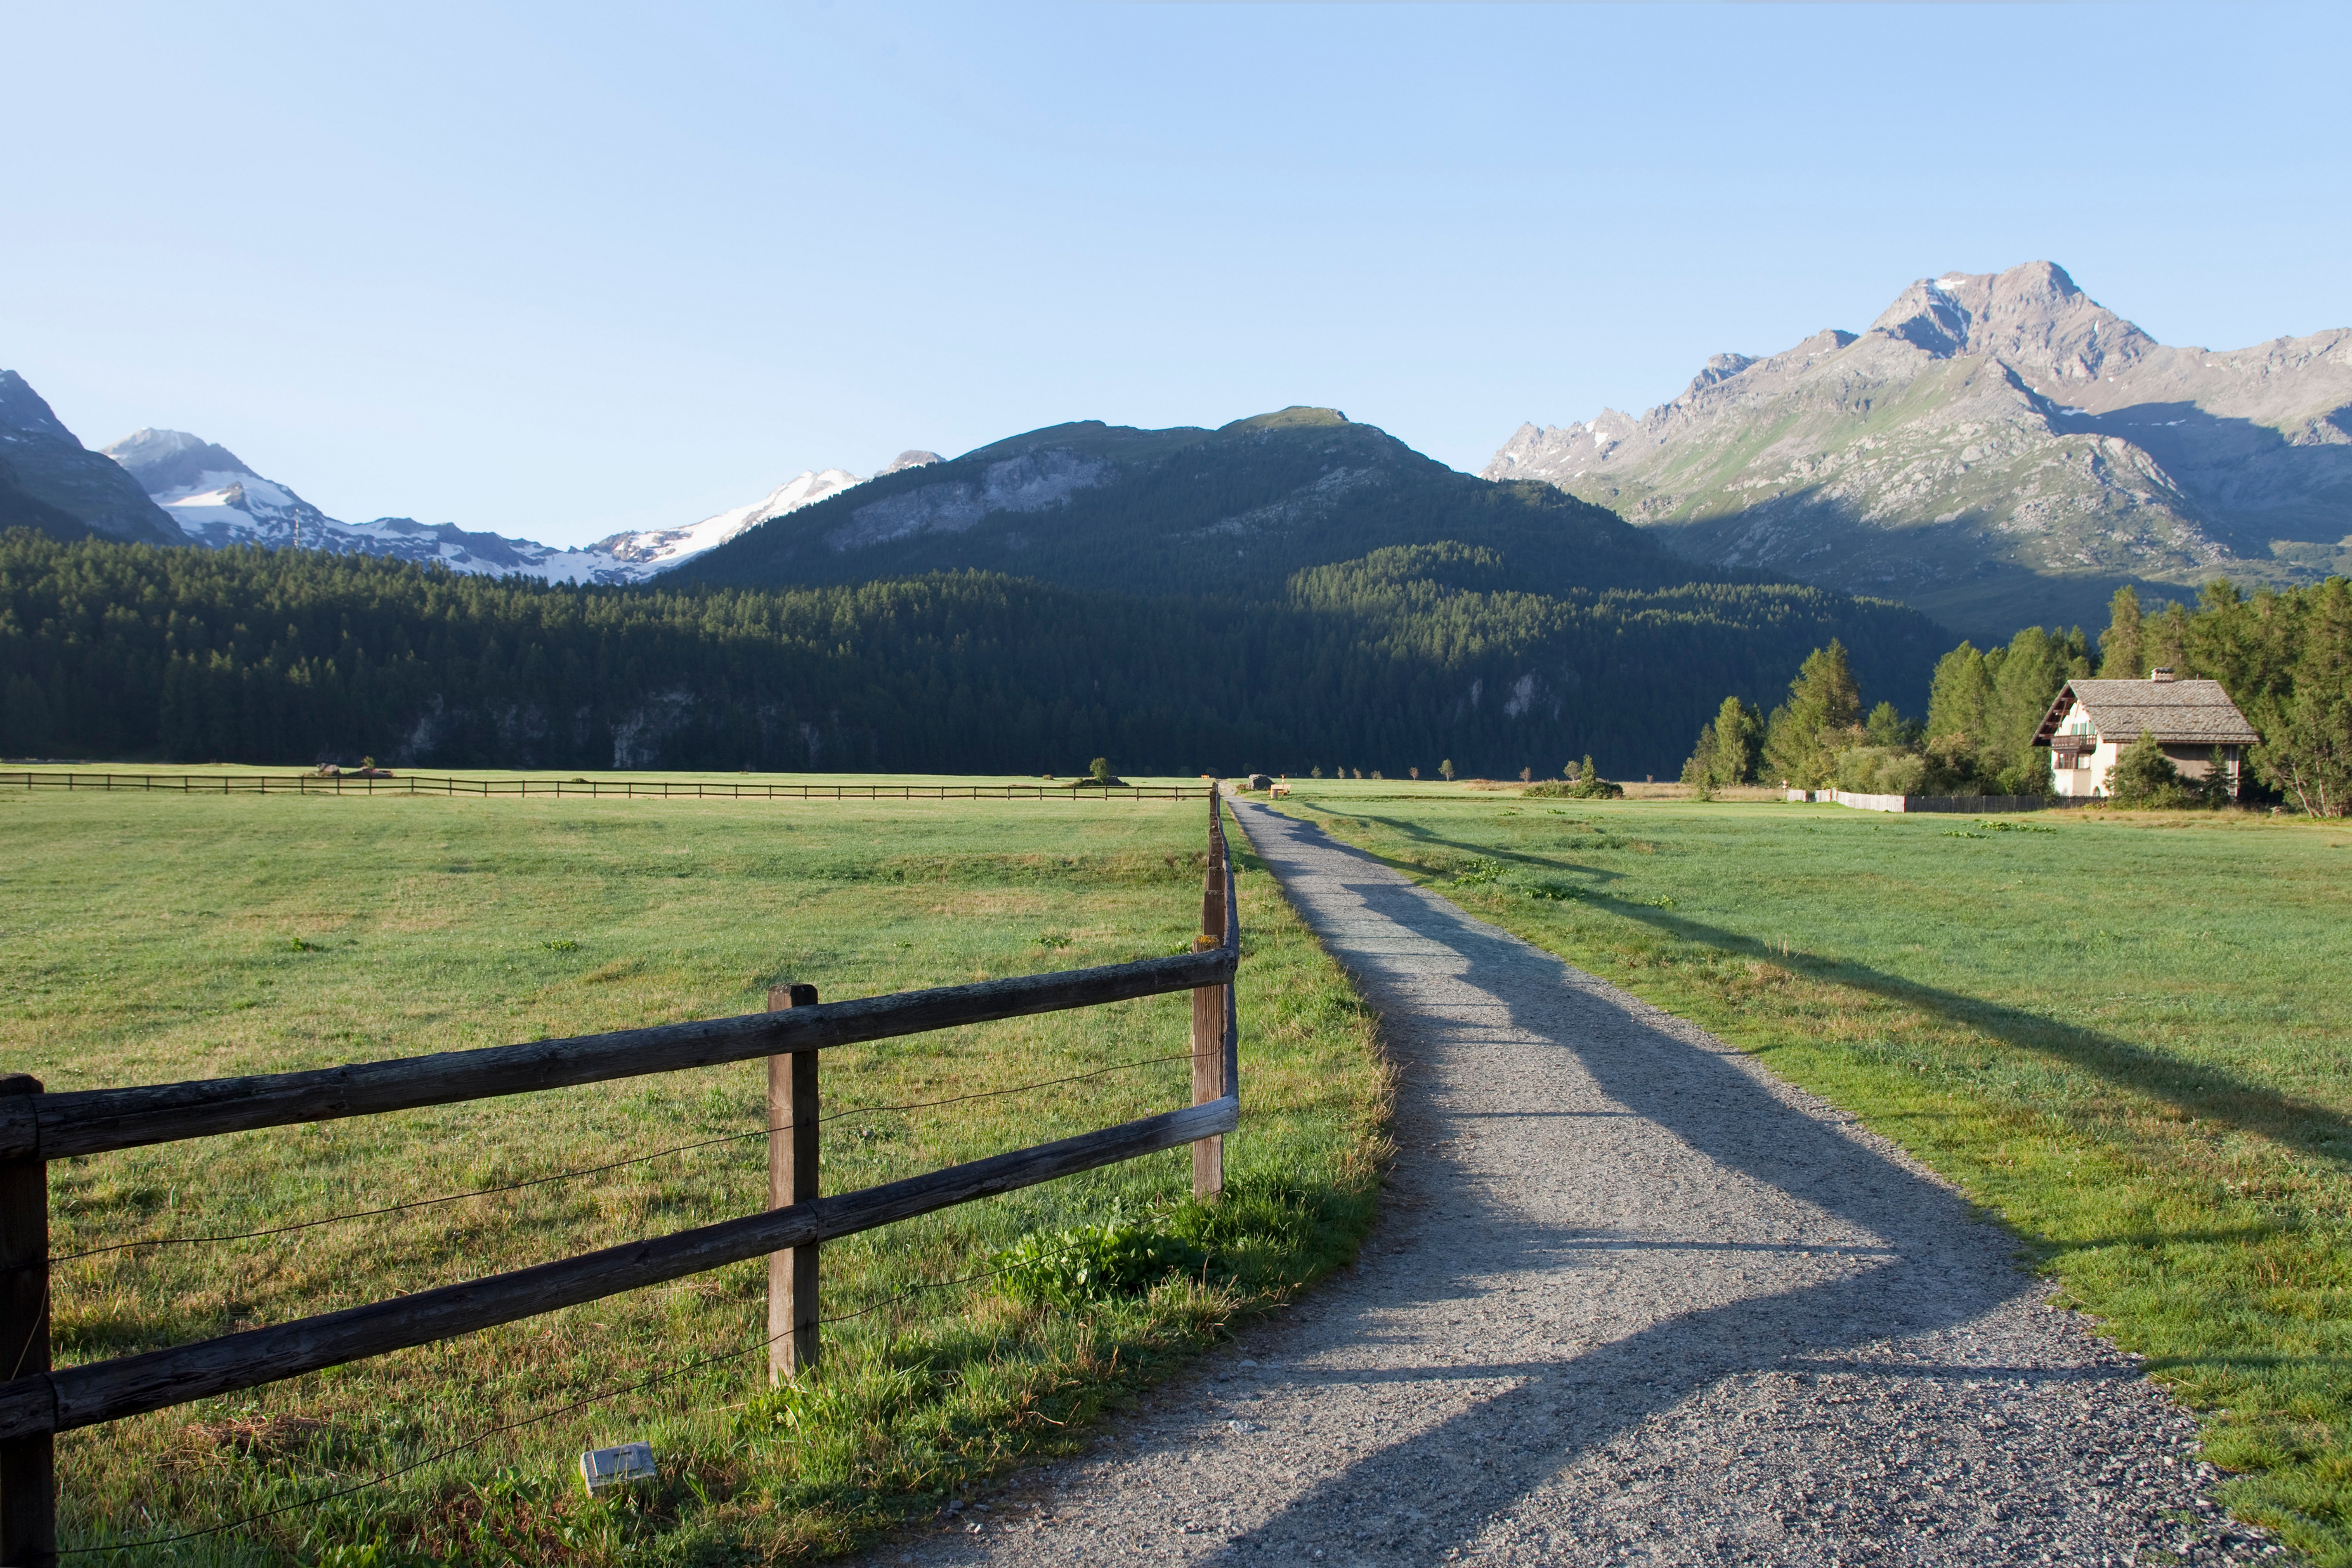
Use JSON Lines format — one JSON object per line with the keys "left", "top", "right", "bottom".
{"left": 0, "top": 793, "right": 1243, "bottom": 1565}
{"left": 0, "top": 772, "right": 1211, "bottom": 802}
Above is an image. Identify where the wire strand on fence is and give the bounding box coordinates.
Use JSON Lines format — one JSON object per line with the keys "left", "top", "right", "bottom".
{"left": 51, "top": 1048, "right": 1206, "bottom": 1265}
{"left": 54, "top": 1240, "right": 1103, "bottom": 1558}
{"left": 6, "top": 1278, "right": 45, "bottom": 1381}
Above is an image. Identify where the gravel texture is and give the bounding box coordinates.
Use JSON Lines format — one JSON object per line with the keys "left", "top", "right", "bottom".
{"left": 871, "top": 802, "right": 2279, "bottom": 1566}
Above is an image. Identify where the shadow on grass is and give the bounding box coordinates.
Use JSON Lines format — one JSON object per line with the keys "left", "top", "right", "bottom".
{"left": 1591, "top": 895, "right": 2352, "bottom": 1157}
{"left": 1066, "top": 800, "right": 2187, "bottom": 1566}
{"left": 1291, "top": 801, "right": 2352, "bottom": 1159}
{"left": 2042, "top": 1226, "right": 2288, "bottom": 1254}
{"left": 1312, "top": 808, "right": 1634, "bottom": 882}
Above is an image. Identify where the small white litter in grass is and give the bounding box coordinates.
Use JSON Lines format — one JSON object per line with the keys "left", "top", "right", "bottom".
{"left": 579, "top": 1440, "right": 655, "bottom": 1494}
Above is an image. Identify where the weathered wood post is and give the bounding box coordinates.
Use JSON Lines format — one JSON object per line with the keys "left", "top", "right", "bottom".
{"left": 1191, "top": 794, "right": 1228, "bottom": 1201}
{"left": 766, "top": 985, "right": 820, "bottom": 1384}
{"left": 0, "top": 1074, "right": 53, "bottom": 1568}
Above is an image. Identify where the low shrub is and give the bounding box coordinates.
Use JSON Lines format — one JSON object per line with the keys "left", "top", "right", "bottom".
{"left": 995, "top": 1204, "right": 1208, "bottom": 1307}
{"left": 1526, "top": 756, "right": 1624, "bottom": 800}
{"left": 2105, "top": 730, "right": 2202, "bottom": 808}
{"left": 1832, "top": 746, "right": 1927, "bottom": 796}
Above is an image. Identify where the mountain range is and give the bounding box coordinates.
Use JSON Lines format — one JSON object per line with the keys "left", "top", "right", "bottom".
{"left": 0, "top": 369, "right": 926, "bottom": 584}
{"left": 21, "top": 262, "right": 2344, "bottom": 652}
{"left": 676, "top": 405, "right": 1683, "bottom": 600}
{"left": 1484, "top": 262, "right": 2352, "bottom": 640}
{"left": 2, "top": 406, "right": 1950, "bottom": 776}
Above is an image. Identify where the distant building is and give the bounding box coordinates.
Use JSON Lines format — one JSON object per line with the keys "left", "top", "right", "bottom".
{"left": 2033, "top": 670, "right": 2258, "bottom": 799}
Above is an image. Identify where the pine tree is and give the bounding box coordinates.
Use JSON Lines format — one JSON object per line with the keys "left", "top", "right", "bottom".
{"left": 1680, "top": 718, "right": 1720, "bottom": 787}
{"left": 2099, "top": 586, "right": 2144, "bottom": 678}
{"left": 2198, "top": 746, "right": 2238, "bottom": 805}
{"left": 2253, "top": 577, "right": 2352, "bottom": 815}
{"left": 1712, "top": 695, "right": 1763, "bottom": 783}
{"left": 1763, "top": 642, "right": 1860, "bottom": 786}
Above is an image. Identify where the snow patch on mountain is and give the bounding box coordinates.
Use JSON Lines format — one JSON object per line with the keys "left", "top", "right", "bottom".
{"left": 103, "top": 428, "right": 880, "bottom": 583}
{"left": 593, "top": 469, "right": 864, "bottom": 573}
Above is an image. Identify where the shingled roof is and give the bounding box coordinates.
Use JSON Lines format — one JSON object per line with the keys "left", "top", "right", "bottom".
{"left": 2033, "top": 678, "right": 2259, "bottom": 749}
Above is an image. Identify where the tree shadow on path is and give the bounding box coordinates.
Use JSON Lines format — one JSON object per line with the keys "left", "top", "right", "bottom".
{"left": 1184, "top": 803, "right": 2185, "bottom": 1565}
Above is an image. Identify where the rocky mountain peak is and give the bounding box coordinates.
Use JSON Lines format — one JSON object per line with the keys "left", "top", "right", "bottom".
{"left": 0, "top": 371, "right": 184, "bottom": 544}
{"left": 1867, "top": 260, "right": 2154, "bottom": 383}
{"left": 103, "top": 428, "right": 258, "bottom": 495}
{"left": 1479, "top": 261, "right": 2352, "bottom": 640}
{"left": 879, "top": 450, "right": 942, "bottom": 475}
{"left": 1681, "top": 354, "right": 1756, "bottom": 398}
{"left": 0, "top": 370, "right": 80, "bottom": 445}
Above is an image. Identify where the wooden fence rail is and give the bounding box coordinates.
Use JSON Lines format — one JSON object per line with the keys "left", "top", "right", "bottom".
{"left": 0, "top": 948, "right": 1235, "bottom": 1163}
{"left": 0, "top": 792, "right": 1241, "bottom": 1566}
{"left": 0, "top": 772, "right": 1209, "bottom": 802}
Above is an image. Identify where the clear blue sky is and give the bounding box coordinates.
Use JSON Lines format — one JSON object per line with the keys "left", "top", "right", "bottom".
{"left": 9, "top": 2, "right": 2347, "bottom": 548}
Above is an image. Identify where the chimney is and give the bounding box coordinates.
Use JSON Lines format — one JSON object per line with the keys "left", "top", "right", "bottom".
{"left": 2151, "top": 667, "right": 2176, "bottom": 682}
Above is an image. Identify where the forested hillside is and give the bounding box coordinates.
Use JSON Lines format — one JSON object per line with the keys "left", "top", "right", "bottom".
{"left": 675, "top": 407, "right": 1716, "bottom": 601}
{"left": 0, "top": 532, "right": 1945, "bottom": 778}
{"left": 1681, "top": 576, "right": 2352, "bottom": 814}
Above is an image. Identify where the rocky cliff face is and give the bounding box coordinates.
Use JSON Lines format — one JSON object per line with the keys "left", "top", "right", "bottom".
{"left": 1485, "top": 263, "right": 2352, "bottom": 638}
{"left": 0, "top": 374, "right": 184, "bottom": 545}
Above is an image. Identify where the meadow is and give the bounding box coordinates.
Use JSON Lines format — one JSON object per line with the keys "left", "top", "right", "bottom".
{"left": 1273, "top": 782, "right": 2352, "bottom": 1564}
{"left": 0, "top": 786, "right": 1389, "bottom": 1564}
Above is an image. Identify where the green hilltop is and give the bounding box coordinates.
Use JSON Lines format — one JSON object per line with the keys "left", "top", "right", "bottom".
{"left": 674, "top": 407, "right": 1710, "bottom": 602}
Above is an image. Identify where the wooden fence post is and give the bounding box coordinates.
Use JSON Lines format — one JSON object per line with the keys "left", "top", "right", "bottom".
{"left": 766, "top": 985, "right": 820, "bottom": 1383}
{"left": 0, "top": 1074, "right": 53, "bottom": 1568}
{"left": 1191, "top": 794, "right": 1227, "bottom": 1202}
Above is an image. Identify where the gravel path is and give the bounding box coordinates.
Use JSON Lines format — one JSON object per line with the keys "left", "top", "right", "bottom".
{"left": 876, "top": 802, "right": 2277, "bottom": 1566}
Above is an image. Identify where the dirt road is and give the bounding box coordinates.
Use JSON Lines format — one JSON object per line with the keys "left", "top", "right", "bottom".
{"left": 876, "top": 801, "right": 2270, "bottom": 1565}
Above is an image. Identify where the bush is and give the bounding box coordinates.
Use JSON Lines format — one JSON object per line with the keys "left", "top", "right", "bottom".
{"left": 994, "top": 1204, "right": 1207, "bottom": 1307}
{"left": 2105, "top": 730, "right": 2196, "bottom": 808}
{"left": 1561, "top": 755, "right": 1624, "bottom": 799}
{"left": 993, "top": 1176, "right": 1360, "bottom": 1312}
{"left": 1832, "top": 746, "right": 1927, "bottom": 796}
{"left": 1162, "top": 1175, "right": 1358, "bottom": 1289}
{"left": 1528, "top": 756, "right": 1625, "bottom": 798}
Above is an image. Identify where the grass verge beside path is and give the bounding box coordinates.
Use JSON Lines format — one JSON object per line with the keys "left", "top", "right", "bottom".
{"left": 1273, "top": 789, "right": 2352, "bottom": 1564}
{"left": 0, "top": 788, "right": 1387, "bottom": 1565}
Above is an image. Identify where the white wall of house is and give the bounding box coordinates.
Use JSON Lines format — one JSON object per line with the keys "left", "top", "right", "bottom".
{"left": 2048, "top": 698, "right": 2108, "bottom": 797}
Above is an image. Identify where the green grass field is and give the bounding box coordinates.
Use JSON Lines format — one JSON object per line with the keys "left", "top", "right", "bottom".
{"left": 1274, "top": 786, "right": 2352, "bottom": 1563}
{"left": 0, "top": 787, "right": 1388, "bottom": 1565}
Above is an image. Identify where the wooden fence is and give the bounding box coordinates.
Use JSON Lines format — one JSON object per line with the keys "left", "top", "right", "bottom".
{"left": 0, "top": 772, "right": 1210, "bottom": 802}
{"left": 0, "top": 794, "right": 1242, "bottom": 1565}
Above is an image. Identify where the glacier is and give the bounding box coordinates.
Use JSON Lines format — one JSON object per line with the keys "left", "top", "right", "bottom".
{"left": 102, "top": 427, "right": 897, "bottom": 584}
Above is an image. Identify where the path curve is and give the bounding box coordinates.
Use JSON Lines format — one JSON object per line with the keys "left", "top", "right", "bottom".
{"left": 877, "top": 801, "right": 2272, "bottom": 1566}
